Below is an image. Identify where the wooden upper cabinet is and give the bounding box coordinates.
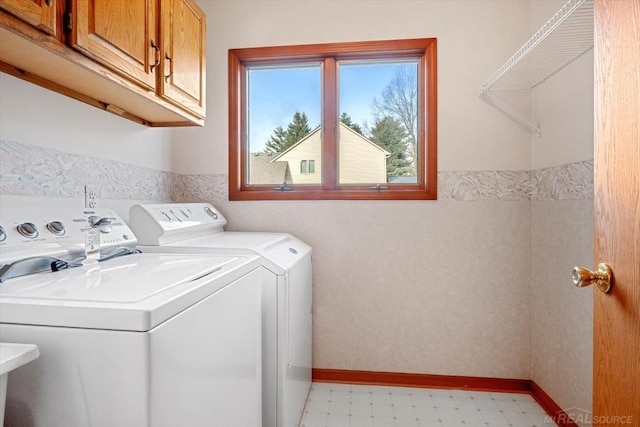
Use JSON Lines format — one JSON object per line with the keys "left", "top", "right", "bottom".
{"left": 0, "top": 0, "right": 206, "bottom": 126}
{"left": 69, "top": 0, "right": 158, "bottom": 91}
{"left": 0, "top": 0, "right": 57, "bottom": 36}
{"left": 159, "top": 0, "right": 205, "bottom": 118}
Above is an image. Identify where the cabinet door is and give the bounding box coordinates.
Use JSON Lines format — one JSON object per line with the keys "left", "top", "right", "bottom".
{"left": 70, "top": 0, "right": 158, "bottom": 91}
{"left": 0, "top": 0, "right": 57, "bottom": 35}
{"left": 159, "top": 0, "right": 205, "bottom": 118}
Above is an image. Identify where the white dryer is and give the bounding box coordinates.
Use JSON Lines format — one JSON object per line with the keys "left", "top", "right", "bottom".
{"left": 0, "top": 207, "right": 263, "bottom": 427}
{"left": 129, "top": 203, "right": 312, "bottom": 427}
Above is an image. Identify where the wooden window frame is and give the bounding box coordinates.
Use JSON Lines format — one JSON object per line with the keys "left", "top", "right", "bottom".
{"left": 228, "top": 38, "right": 437, "bottom": 201}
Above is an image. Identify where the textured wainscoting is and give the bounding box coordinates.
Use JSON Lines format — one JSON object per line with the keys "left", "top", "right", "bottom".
{"left": 437, "top": 170, "right": 531, "bottom": 201}
{"left": 1, "top": 140, "right": 592, "bottom": 203}
{"left": 0, "top": 140, "right": 175, "bottom": 201}
{"left": 530, "top": 161, "right": 593, "bottom": 201}
{"left": 173, "top": 162, "right": 593, "bottom": 203}
{"left": 173, "top": 173, "right": 229, "bottom": 202}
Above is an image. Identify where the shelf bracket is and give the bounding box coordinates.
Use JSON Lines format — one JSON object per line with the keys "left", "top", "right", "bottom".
{"left": 479, "top": 90, "right": 541, "bottom": 137}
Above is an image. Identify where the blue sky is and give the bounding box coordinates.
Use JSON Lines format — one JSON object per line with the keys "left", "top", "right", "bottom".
{"left": 247, "top": 61, "right": 416, "bottom": 152}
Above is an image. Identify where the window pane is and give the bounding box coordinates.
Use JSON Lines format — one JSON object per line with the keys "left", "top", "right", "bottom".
{"left": 309, "top": 160, "right": 315, "bottom": 174}
{"left": 338, "top": 61, "right": 419, "bottom": 185}
{"left": 246, "top": 65, "right": 322, "bottom": 185}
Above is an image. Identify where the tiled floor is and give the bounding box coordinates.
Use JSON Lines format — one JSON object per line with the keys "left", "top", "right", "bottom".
{"left": 299, "top": 382, "right": 557, "bottom": 427}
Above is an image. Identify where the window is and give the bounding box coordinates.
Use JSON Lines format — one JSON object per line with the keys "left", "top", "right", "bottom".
{"left": 300, "top": 160, "right": 316, "bottom": 174}
{"left": 229, "top": 38, "right": 437, "bottom": 200}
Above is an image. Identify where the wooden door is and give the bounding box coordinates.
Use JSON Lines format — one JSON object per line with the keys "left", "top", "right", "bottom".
{"left": 593, "top": 0, "right": 640, "bottom": 424}
{"left": 159, "top": 0, "right": 205, "bottom": 118}
{"left": 0, "top": 0, "right": 57, "bottom": 35}
{"left": 69, "top": 0, "right": 158, "bottom": 91}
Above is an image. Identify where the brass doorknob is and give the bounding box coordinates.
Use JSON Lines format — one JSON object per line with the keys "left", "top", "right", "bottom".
{"left": 572, "top": 263, "right": 612, "bottom": 293}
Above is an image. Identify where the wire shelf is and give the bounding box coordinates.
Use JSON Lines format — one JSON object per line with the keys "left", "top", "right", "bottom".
{"left": 479, "top": 0, "right": 594, "bottom": 136}
{"left": 481, "top": 0, "right": 594, "bottom": 92}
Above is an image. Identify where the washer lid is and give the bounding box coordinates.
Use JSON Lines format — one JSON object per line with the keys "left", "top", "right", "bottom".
{"left": 0, "top": 253, "right": 260, "bottom": 331}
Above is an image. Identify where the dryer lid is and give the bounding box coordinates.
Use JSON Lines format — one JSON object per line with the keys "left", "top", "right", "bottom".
{"left": 159, "top": 232, "right": 311, "bottom": 273}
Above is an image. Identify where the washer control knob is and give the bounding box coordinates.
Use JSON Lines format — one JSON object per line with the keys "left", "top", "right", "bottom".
{"left": 0, "top": 225, "right": 6, "bottom": 242}
{"left": 17, "top": 222, "right": 39, "bottom": 238}
{"left": 47, "top": 221, "right": 66, "bottom": 236}
{"left": 88, "top": 216, "right": 113, "bottom": 234}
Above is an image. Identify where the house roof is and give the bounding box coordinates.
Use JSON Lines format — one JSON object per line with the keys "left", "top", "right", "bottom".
{"left": 340, "top": 123, "right": 391, "bottom": 157}
{"left": 270, "top": 126, "right": 321, "bottom": 162}
{"left": 270, "top": 122, "right": 390, "bottom": 162}
{"left": 249, "top": 152, "right": 292, "bottom": 184}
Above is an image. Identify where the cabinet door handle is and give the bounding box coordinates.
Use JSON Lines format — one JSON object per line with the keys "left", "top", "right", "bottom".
{"left": 150, "top": 41, "right": 160, "bottom": 72}
{"left": 164, "top": 54, "right": 173, "bottom": 82}
{"left": 45, "top": 0, "right": 53, "bottom": 6}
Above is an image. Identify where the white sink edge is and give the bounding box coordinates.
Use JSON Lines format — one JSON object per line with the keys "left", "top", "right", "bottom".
{"left": 0, "top": 343, "right": 40, "bottom": 376}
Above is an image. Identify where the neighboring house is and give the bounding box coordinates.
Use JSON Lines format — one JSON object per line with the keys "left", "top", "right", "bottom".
{"left": 248, "top": 152, "right": 292, "bottom": 185}
{"left": 268, "top": 123, "right": 390, "bottom": 185}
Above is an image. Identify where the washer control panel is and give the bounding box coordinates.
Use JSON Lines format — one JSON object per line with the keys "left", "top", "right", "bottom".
{"left": 0, "top": 207, "right": 136, "bottom": 252}
{"left": 129, "top": 203, "right": 227, "bottom": 245}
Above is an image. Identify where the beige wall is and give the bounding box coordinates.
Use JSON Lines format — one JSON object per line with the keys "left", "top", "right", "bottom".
{"left": 0, "top": 73, "right": 174, "bottom": 172}
{"left": 173, "top": 0, "right": 534, "bottom": 175}
{"left": 0, "top": 72, "right": 175, "bottom": 218}
{"left": 172, "top": 0, "right": 537, "bottom": 379}
{"left": 530, "top": 1, "right": 594, "bottom": 424}
{"left": 532, "top": 51, "right": 594, "bottom": 169}
{"left": 531, "top": 200, "right": 593, "bottom": 424}
{"left": 217, "top": 199, "right": 532, "bottom": 378}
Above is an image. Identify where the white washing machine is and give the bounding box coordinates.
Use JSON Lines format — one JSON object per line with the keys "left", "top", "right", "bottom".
{"left": 0, "top": 207, "right": 262, "bottom": 427}
{"left": 129, "top": 203, "right": 312, "bottom": 427}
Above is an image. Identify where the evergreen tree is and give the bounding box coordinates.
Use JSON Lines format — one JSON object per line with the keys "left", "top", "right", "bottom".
{"left": 369, "top": 116, "right": 413, "bottom": 177}
{"left": 264, "top": 112, "right": 312, "bottom": 154}
{"left": 264, "top": 126, "right": 288, "bottom": 154}
{"left": 285, "top": 112, "right": 312, "bottom": 146}
{"left": 340, "top": 112, "right": 363, "bottom": 135}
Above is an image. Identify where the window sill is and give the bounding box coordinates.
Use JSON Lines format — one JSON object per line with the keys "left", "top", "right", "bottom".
{"left": 228, "top": 187, "right": 437, "bottom": 201}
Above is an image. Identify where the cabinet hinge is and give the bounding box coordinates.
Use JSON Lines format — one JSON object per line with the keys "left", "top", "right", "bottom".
{"left": 64, "top": 12, "right": 72, "bottom": 33}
